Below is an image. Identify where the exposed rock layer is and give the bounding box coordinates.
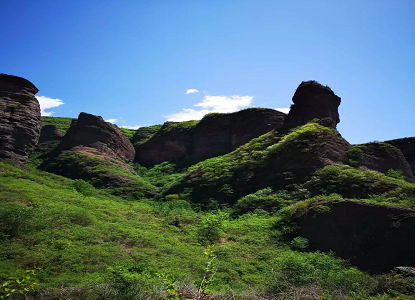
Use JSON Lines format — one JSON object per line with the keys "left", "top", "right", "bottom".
{"left": 293, "top": 200, "right": 415, "bottom": 273}
{"left": 57, "top": 112, "right": 135, "bottom": 162}
{"left": 284, "top": 81, "right": 341, "bottom": 128}
{"left": 0, "top": 74, "right": 41, "bottom": 167}
{"left": 135, "top": 108, "right": 286, "bottom": 166}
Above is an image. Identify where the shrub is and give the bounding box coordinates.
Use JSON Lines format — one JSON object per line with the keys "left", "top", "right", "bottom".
{"left": 386, "top": 169, "right": 405, "bottom": 180}
{"left": 269, "top": 251, "right": 374, "bottom": 295}
{"left": 73, "top": 179, "right": 95, "bottom": 198}
{"left": 197, "top": 211, "right": 228, "bottom": 245}
{"left": 290, "top": 237, "right": 309, "bottom": 250}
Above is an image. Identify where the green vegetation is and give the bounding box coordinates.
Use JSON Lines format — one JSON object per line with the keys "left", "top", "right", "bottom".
{"left": 3, "top": 160, "right": 414, "bottom": 299}
{"left": 159, "top": 120, "right": 199, "bottom": 133}
{"left": 2, "top": 115, "right": 415, "bottom": 299}
{"left": 119, "top": 128, "right": 137, "bottom": 140}
{"left": 41, "top": 150, "right": 157, "bottom": 196}
{"left": 41, "top": 116, "right": 74, "bottom": 133}
{"left": 303, "top": 164, "right": 415, "bottom": 208}
{"left": 132, "top": 124, "right": 162, "bottom": 146}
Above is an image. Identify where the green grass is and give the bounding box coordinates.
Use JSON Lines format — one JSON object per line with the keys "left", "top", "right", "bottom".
{"left": 41, "top": 116, "right": 74, "bottom": 134}
{"left": 1, "top": 161, "right": 414, "bottom": 299}
{"left": 132, "top": 124, "right": 162, "bottom": 146}
{"left": 119, "top": 128, "right": 137, "bottom": 140}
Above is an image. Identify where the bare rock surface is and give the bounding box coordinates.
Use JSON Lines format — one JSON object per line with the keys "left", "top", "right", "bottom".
{"left": 135, "top": 108, "right": 286, "bottom": 166}
{"left": 284, "top": 81, "right": 341, "bottom": 128}
{"left": 293, "top": 200, "right": 415, "bottom": 273}
{"left": 58, "top": 112, "right": 135, "bottom": 162}
{"left": 0, "top": 74, "right": 41, "bottom": 167}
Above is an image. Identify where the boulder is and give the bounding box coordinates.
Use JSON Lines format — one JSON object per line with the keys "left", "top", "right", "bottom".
{"left": 135, "top": 108, "right": 286, "bottom": 166}
{"left": 0, "top": 74, "right": 41, "bottom": 167}
{"left": 57, "top": 112, "right": 135, "bottom": 162}
{"left": 292, "top": 200, "right": 415, "bottom": 273}
{"left": 284, "top": 81, "right": 341, "bottom": 128}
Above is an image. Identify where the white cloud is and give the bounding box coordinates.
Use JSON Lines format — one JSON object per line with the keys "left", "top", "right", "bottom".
{"left": 105, "top": 118, "right": 118, "bottom": 123}
{"left": 164, "top": 94, "right": 254, "bottom": 122}
{"left": 275, "top": 108, "right": 290, "bottom": 114}
{"left": 186, "top": 89, "right": 199, "bottom": 94}
{"left": 120, "top": 125, "right": 141, "bottom": 130}
{"left": 36, "top": 96, "right": 64, "bottom": 116}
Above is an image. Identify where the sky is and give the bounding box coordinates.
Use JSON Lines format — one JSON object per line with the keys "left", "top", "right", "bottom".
{"left": 1, "top": 0, "right": 414, "bottom": 144}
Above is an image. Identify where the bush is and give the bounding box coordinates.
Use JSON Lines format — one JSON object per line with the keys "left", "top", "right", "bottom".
{"left": 269, "top": 251, "right": 374, "bottom": 295}
{"left": 197, "top": 211, "right": 228, "bottom": 245}
{"left": 73, "top": 179, "right": 95, "bottom": 198}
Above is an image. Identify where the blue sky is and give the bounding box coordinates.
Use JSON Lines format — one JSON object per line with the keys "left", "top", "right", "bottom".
{"left": 1, "top": 0, "right": 414, "bottom": 144}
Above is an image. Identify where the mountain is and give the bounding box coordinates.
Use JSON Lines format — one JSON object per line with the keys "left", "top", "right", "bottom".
{"left": 1, "top": 74, "right": 415, "bottom": 300}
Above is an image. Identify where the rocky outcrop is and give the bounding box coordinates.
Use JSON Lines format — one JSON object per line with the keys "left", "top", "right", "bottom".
{"left": 135, "top": 108, "right": 286, "bottom": 166}
{"left": 39, "top": 125, "right": 64, "bottom": 143}
{"left": 165, "top": 122, "right": 351, "bottom": 206}
{"left": 385, "top": 137, "right": 415, "bottom": 176}
{"left": 0, "top": 74, "right": 41, "bottom": 167}
{"left": 356, "top": 142, "right": 415, "bottom": 182}
{"left": 292, "top": 200, "right": 415, "bottom": 273}
{"left": 40, "top": 113, "right": 150, "bottom": 193}
{"left": 57, "top": 112, "right": 135, "bottom": 162}
{"left": 284, "top": 81, "right": 341, "bottom": 129}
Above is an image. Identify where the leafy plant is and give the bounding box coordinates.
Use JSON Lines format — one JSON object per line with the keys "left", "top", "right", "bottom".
{"left": 194, "top": 245, "right": 219, "bottom": 297}
{"left": 197, "top": 211, "right": 228, "bottom": 244}
{"left": 386, "top": 169, "right": 404, "bottom": 180}
{"left": 0, "top": 267, "right": 41, "bottom": 299}
{"left": 157, "top": 273, "right": 183, "bottom": 300}
{"left": 290, "top": 237, "right": 309, "bottom": 250}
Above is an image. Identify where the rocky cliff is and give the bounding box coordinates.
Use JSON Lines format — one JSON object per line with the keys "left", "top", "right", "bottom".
{"left": 292, "top": 200, "right": 415, "bottom": 273}
{"left": 135, "top": 108, "right": 286, "bottom": 166}
{"left": 284, "top": 81, "right": 341, "bottom": 128}
{"left": 385, "top": 137, "right": 415, "bottom": 176}
{"left": 0, "top": 74, "right": 41, "bottom": 167}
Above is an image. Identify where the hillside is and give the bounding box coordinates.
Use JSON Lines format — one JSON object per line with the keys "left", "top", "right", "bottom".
{"left": 1, "top": 74, "right": 415, "bottom": 300}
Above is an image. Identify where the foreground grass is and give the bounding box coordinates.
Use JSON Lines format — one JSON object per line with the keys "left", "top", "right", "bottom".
{"left": 1, "top": 161, "right": 414, "bottom": 299}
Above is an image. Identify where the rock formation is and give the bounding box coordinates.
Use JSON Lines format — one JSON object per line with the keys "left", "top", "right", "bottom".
{"left": 0, "top": 74, "right": 41, "bottom": 167}
{"left": 284, "top": 81, "right": 341, "bottom": 128}
{"left": 135, "top": 108, "right": 286, "bottom": 166}
{"left": 57, "top": 112, "right": 135, "bottom": 162}
{"left": 165, "top": 121, "right": 352, "bottom": 206}
{"left": 39, "top": 125, "right": 64, "bottom": 143}
{"left": 357, "top": 142, "right": 415, "bottom": 182}
{"left": 385, "top": 137, "right": 415, "bottom": 176}
{"left": 293, "top": 200, "right": 415, "bottom": 273}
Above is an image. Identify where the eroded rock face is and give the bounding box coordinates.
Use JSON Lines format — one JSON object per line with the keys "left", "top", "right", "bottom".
{"left": 293, "top": 200, "right": 415, "bottom": 273}
{"left": 385, "top": 137, "right": 415, "bottom": 177}
{"left": 136, "top": 108, "right": 286, "bottom": 166}
{"left": 357, "top": 142, "right": 415, "bottom": 183}
{"left": 0, "top": 74, "right": 41, "bottom": 167}
{"left": 58, "top": 112, "right": 135, "bottom": 162}
{"left": 284, "top": 81, "right": 341, "bottom": 128}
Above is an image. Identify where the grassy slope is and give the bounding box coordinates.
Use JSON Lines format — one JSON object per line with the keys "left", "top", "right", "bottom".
{"left": 41, "top": 116, "right": 74, "bottom": 134}
{"left": 3, "top": 161, "right": 412, "bottom": 299}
